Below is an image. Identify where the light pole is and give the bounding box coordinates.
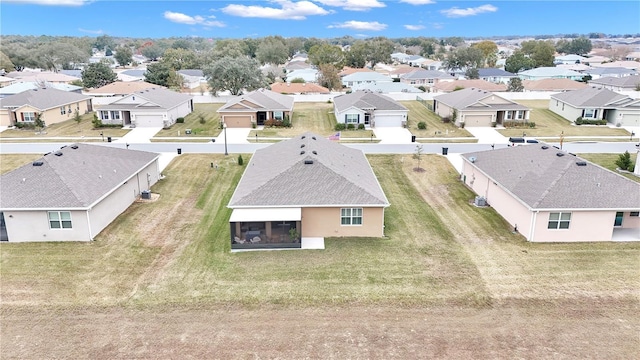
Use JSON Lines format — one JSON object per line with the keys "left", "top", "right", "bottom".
{"left": 223, "top": 122, "right": 228, "bottom": 155}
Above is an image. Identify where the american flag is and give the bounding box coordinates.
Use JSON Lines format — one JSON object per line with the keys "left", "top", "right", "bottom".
{"left": 328, "top": 132, "right": 341, "bottom": 140}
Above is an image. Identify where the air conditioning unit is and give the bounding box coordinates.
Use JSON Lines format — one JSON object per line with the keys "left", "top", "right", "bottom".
{"left": 474, "top": 196, "right": 487, "bottom": 207}
{"left": 141, "top": 190, "right": 151, "bottom": 200}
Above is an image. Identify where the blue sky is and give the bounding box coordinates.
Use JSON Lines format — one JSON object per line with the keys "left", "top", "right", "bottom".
{"left": 1, "top": 1, "right": 639, "bottom": 39}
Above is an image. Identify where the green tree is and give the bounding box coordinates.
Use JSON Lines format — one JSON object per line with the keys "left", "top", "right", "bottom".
{"left": 615, "top": 151, "right": 633, "bottom": 171}
{"left": 365, "top": 37, "right": 394, "bottom": 68}
{"left": 141, "top": 44, "right": 164, "bottom": 61}
{"left": 144, "top": 62, "right": 183, "bottom": 89}
{"left": 412, "top": 145, "right": 424, "bottom": 171}
{"left": 472, "top": 40, "right": 498, "bottom": 66}
{"left": 114, "top": 46, "right": 133, "bottom": 67}
{"left": 505, "top": 51, "right": 536, "bottom": 73}
{"left": 567, "top": 37, "right": 593, "bottom": 55}
{"left": 204, "top": 56, "right": 266, "bottom": 96}
{"left": 444, "top": 47, "right": 484, "bottom": 71}
{"left": 317, "top": 63, "right": 342, "bottom": 91}
{"left": 506, "top": 78, "right": 524, "bottom": 92}
{"left": 0, "top": 50, "right": 15, "bottom": 73}
{"left": 465, "top": 68, "right": 479, "bottom": 79}
{"left": 171, "top": 39, "right": 192, "bottom": 50}
{"left": 290, "top": 77, "right": 305, "bottom": 83}
{"left": 73, "top": 110, "right": 82, "bottom": 125}
{"left": 94, "top": 35, "right": 115, "bottom": 51}
{"left": 308, "top": 43, "right": 344, "bottom": 67}
{"left": 344, "top": 41, "right": 368, "bottom": 68}
{"left": 520, "top": 40, "right": 555, "bottom": 67}
{"left": 256, "top": 36, "right": 288, "bottom": 65}
{"left": 81, "top": 62, "right": 117, "bottom": 88}
{"left": 162, "top": 48, "right": 199, "bottom": 70}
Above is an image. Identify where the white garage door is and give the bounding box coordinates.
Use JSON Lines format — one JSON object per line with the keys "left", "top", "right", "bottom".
{"left": 620, "top": 113, "right": 640, "bottom": 127}
{"left": 465, "top": 115, "right": 492, "bottom": 127}
{"left": 135, "top": 115, "right": 164, "bottom": 127}
{"left": 374, "top": 114, "right": 403, "bottom": 127}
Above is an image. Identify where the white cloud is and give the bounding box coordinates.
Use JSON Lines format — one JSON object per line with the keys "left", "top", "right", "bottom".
{"left": 315, "top": 0, "right": 385, "bottom": 11}
{"left": 404, "top": 24, "right": 425, "bottom": 31}
{"left": 164, "top": 11, "right": 225, "bottom": 27}
{"left": 221, "top": 1, "right": 329, "bottom": 20}
{"left": 4, "top": 0, "right": 88, "bottom": 5}
{"left": 328, "top": 20, "right": 387, "bottom": 31}
{"left": 431, "top": 22, "right": 443, "bottom": 29}
{"left": 441, "top": 4, "right": 497, "bottom": 18}
{"left": 78, "top": 28, "right": 103, "bottom": 34}
{"left": 399, "top": 0, "right": 435, "bottom": 5}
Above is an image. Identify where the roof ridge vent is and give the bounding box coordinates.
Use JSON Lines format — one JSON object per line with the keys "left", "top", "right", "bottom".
{"left": 71, "top": 145, "right": 79, "bottom": 149}
{"left": 304, "top": 159, "right": 314, "bottom": 165}
{"left": 312, "top": 136, "right": 316, "bottom": 140}
{"left": 556, "top": 152, "right": 565, "bottom": 157}
{"left": 576, "top": 161, "right": 587, "bottom": 166}
{"left": 541, "top": 145, "right": 549, "bottom": 149}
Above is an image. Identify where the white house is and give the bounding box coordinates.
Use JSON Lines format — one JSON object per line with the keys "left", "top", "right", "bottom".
{"left": 341, "top": 72, "right": 393, "bottom": 88}
{"left": 333, "top": 91, "right": 408, "bottom": 128}
{"left": 549, "top": 87, "right": 640, "bottom": 126}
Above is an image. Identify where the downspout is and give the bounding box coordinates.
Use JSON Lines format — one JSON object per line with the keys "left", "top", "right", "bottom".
{"left": 87, "top": 210, "right": 93, "bottom": 240}
{"left": 529, "top": 210, "right": 538, "bottom": 241}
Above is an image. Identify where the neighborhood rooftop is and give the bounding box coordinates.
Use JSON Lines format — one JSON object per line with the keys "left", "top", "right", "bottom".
{"left": 228, "top": 132, "right": 389, "bottom": 208}
{"left": 333, "top": 91, "right": 408, "bottom": 112}
{"left": 551, "top": 87, "right": 632, "bottom": 107}
{"left": 462, "top": 145, "right": 640, "bottom": 210}
{"left": 0, "top": 144, "right": 159, "bottom": 210}
{"left": 218, "top": 88, "right": 294, "bottom": 112}
{"left": 434, "top": 87, "right": 526, "bottom": 110}
{"left": 0, "top": 87, "right": 90, "bottom": 110}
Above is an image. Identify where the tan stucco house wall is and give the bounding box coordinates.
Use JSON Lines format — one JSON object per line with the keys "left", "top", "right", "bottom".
{"left": 301, "top": 207, "right": 385, "bottom": 238}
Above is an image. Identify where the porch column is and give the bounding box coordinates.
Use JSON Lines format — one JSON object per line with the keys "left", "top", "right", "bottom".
{"left": 235, "top": 222, "right": 241, "bottom": 237}
{"left": 266, "top": 222, "right": 272, "bottom": 239}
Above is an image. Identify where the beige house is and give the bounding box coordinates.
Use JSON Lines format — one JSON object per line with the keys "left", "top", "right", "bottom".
{"left": 227, "top": 132, "right": 390, "bottom": 250}
{"left": 0, "top": 144, "right": 160, "bottom": 242}
{"left": 217, "top": 89, "right": 294, "bottom": 128}
{"left": 433, "top": 87, "right": 530, "bottom": 127}
{"left": 0, "top": 87, "right": 92, "bottom": 127}
{"left": 549, "top": 87, "right": 640, "bottom": 126}
{"left": 461, "top": 145, "right": 640, "bottom": 242}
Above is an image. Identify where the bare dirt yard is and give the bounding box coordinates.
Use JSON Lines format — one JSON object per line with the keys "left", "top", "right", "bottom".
{"left": 1, "top": 154, "right": 638, "bottom": 358}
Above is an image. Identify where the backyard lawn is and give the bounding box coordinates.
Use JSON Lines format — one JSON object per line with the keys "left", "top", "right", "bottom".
{"left": 0, "top": 112, "right": 129, "bottom": 139}
{"left": 498, "top": 100, "right": 632, "bottom": 138}
{"left": 401, "top": 101, "right": 474, "bottom": 139}
{"left": 154, "top": 103, "right": 222, "bottom": 138}
{"left": 579, "top": 152, "right": 640, "bottom": 183}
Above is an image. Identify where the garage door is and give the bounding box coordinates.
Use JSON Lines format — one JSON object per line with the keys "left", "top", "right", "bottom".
{"left": 374, "top": 114, "right": 403, "bottom": 127}
{"left": 620, "top": 113, "right": 640, "bottom": 127}
{"left": 225, "top": 115, "right": 252, "bottom": 128}
{"left": 134, "top": 115, "right": 164, "bottom": 127}
{"left": 464, "top": 115, "right": 492, "bottom": 127}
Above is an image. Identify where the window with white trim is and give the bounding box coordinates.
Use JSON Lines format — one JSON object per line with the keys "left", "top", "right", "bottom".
{"left": 345, "top": 114, "right": 359, "bottom": 124}
{"left": 273, "top": 111, "right": 283, "bottom": 120}
{"left": 23, "top": 112, "right": 36, "bottom": 122}
{"left": 341, "top": 208, "right": 363, "bottom": 225}
{"left": 583, "top": 108, "right": 596, "bottom": 119}
{"left": 99, "top": 111, "right": 110, "bottom": 120}
{"left": 548, "top": 212, "right": 571, "bottom": 229}
{"left": 505, "top": 111, "right": 513, "bottom": 120}
{"left": 110, "top": 111, "right": 121, "bottom": 120}
{"left": 516, "top": 110, "right": 524, "bottom": 120}
{"left": 60, "top": 106, "right": 66, "bottom": 115}
{"left": 48, "top": 211, "right": 72, "bottom": 229}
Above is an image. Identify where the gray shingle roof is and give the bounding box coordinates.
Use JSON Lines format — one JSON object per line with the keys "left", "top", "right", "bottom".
{"left": 333, "top": 91, "right": 408, "bottom": 112}
{"left": 589, "top": 74, "right": 640, "bottom": 88}
{"left": 177, "top": 69, "right": 204, "bottom": 77}
{"left": 551, "top": 87, "right": 630, "bottom": 107}
{"left": 218, "top": 89, "right": 294, "bottom": 112}
{"left": 0, "top": 87, "right": 90, "bottom": 111}
{"left": 434, "top": 87, "right": 528, "bottom": 111}
{"left": 477, "top": 68, "right": 517, "bottom": 77}
{"left": 401, "top": 69, "right": 454, "bottom": 80}
{"left": 228, "top": 132, "right": 389, "bottom": 208}
{"left": 342, "top": 72, "right": 392, "bottom": 82}
{"left": 0, "top": 144, "right": 159, "bottom": 209}
{"left": 462, "top": 145, "right": 640, "bottom": 210}
{"left": 108, "top": 88, "right": 193, "bottom": 110}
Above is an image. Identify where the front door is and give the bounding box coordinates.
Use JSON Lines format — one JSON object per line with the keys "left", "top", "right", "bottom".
{"left": 364, "top": 113, "right": 370, "bottom": 125}
{"left": 0, "top": 212, "right": 8, "bottom": 241}
{"left": 614, "top": 212, "right": 624, "bottom": 227}
{"left": 257, "top": 112, "right": 267, "bottom": 125}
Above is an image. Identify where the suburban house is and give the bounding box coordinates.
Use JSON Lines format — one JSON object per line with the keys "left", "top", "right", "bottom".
{"left": 285, "top": 61, "right": 313, "bottom": 72}
{"left": 582, "top": 55, "right": 610, "bottom": 66}
{"left": 227, "top": 132, "right": 390, "bottom": 249}
{"left": 341, "top": 72, "right": 392, "bottom": 88}
{"left": 461, "top": 145, "right": 640, "bottom": 242}
{"left": 217, "top": 88, "right": 294, "bottom": 128}
{"left": 518, "top": 67, "right": 584, "bottom": 81}
{"left": 333, "top": 91, "right": 408, "bottom": 127}
{"left": 270, "top": 82, "right": 330, "bottom": 95}
{"left": 589, "top": 75, "right": 640, "bottom": 91}
{"left": 590, "top": 61, "right": 640, "bottom": 71}
{"left": 433, "top": 88, "right": 530, "bottom": 127}
{"left": 554, "top": 54, "right": 587, "bottom": 65}
{"left": 549, "top": 87, "right": 640, "bottom": 126}
{"left": 477, "top": 68, "right": 518, "bottom": 84}
{"left": 0, "top": 87, "right": 93, "bottom": 127}
{"left": 116, "top": 69, "right": 146, "bottom": 82}
{"left": 582, "top": 67, "right": 637, "bottom": 80}
{"left": 4, "top": 71, "right": 78, "bottom": 84}
{"left": 85, "top": 81, "right": 163, "bottom": 97}
{"left": 0, "top": 144, "right": 160, "bottom": 242}
{"left": 0, "top": 75, "right": 16, "bottom": 88}
{"left": 177, "top": 69, "right": 206, "bottom": 89}
{"left": 351, "top": 82, "right": 423, "bottom": 94}
{"left": 522, "top": 79, "right": 588, "bottom": 92}
{"left": 400, "top": 69, "right": 455, "bottom": 88}
{"left": 94, "top": 87, "right": 193, "bottom": 128}
{"left": 286, "top": 68, "right": 319, "bottom": 83}
{"left": 433, "top": 79, "right": 507, "bottom": 93}
{"left": 338, "top": 67, "right": 374, "bottom": 77}
{"left": 0, "top": 82, "right": 82, "bottom": 98}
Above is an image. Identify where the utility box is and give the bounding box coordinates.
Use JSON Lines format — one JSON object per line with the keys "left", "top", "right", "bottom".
{"left": 474, "top": 196, "right": 487, "bottom": 207}
{"left": 141, "top": 190, "right": 151, "bottom": 200}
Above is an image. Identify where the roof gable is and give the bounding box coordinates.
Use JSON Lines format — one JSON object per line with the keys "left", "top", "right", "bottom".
{"left": 218, "top": 89, "right": 294, "bottom": 112}
{"left": 434, "top": 88, "right": 519, "bottom": 110}
{"left": 333, "top": 91, "right": 407, "bottom": 112}
{"left": 0, "top": 87, "right": 90, "bottom": 111}
{"left": 551, "top": 87, "right": 630, "bottom": 107}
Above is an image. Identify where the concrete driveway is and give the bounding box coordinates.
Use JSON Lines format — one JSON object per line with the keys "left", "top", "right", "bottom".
{"left": 465, "top": 127, "right": 509, "bottom": 144}
{"left": 373, "top": 127, "right": 413, "bottom": 144}
{"left": 115, "top": 127, "right": 162, "bottom": 144}
{"left": 217, "top": 128, "right": 250, "bottom": 144}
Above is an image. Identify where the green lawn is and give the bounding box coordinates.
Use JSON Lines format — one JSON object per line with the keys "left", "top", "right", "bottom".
{"left": 579, "top": 153, "right": 640, "bottom": 183}
{"left": 1, "top": 153, "right": 638, "bottom": 308}
{"left": 0, "top": 154, "right": 42, "bottom": 174}
{"left": 154, "top": 103, "right": 223, "bottom": 138}
{"left": 248, "top": 102, "right": 374, "bottom": 139}
{"left": 401, "top": 101, "right": 473, "bottom": 138}
{"left": 498, "top": 100, "right": 631, "bottom": 138}
{"left": 0, "top": 112, "right": 130, "bottom": 138}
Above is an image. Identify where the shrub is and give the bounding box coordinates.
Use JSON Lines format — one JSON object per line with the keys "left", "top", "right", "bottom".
{"left": 198, "top": 114, "right": 206, "bottom": 125}
{"left": 326, "top": 99, "right": 332, "bottom": 104}
{"left": 460, "top": 122, "right": 465, "bottom": 128}
{"left": 417, "top": 121, "right": 427, "bottom": 130}
{"left": 528, "top": 122, "right": 536, "bottom": 128}
{"left": 15, "top": 122, "right": 36, "bottom": 129}
{"left": 237, "top": 154, "right": 244, "bottom": 166}
{"left": 251, "top": 122, "right": 256, "bottom": 129}
{"left": 491, "top": 121, "right": 497, "bottom": 128}
{"left": 575, "top": 117, "right": 583, "bottom": 125}
{"left": 176, "top": 117, "right": 185, "bottom": 124}
{"left": 357, "top": 123, "right": 365, "bottom": 130}
{"left": 576, "top": 117, "right": 607, "bottom": 125}
{"left": 282, "top": 115, "right": 291, "bottom": 128}
{"left": 616, "top": 151, "right": 632, "bottom": 171}
{"left": 92, "top": 118, "right": 103, "bottom": 128}
{"left": 264, "top": 119, "right": 276, "bottom": 127}
{"left": 335, "top": 123, "right": 346, "bottom": 131}
{"left": 347, "top": 123, "right": 355, "bottom": 130}
{"left": 417, "top": 86, "right": 426, "bottom": 92}
{"left": 441, "top": 116, "right": 451, "bottom": 123}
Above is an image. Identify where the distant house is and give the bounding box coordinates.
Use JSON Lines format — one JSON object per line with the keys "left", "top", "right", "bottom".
{"left": 338, "top": 67, "right": 374, "bottom": 77}
{"left": 590, "top": 61, "right": 640, "bottom": 71}
{"left": 554, "top": 54, "right": 587, "bottom": 65}
{"left": 333, "top": 91, "right": 408, "bottom": 128}
{"left": 433, "top": 88, "right": 530, "bottom": 127}
{"left": 518, "top": 67, "right": 584, "bottom": 81}
{"left": 583, "top": 67, "right": 637, "bottom": 80}
{"left": 85, "top": 81, "right": 163, "bottom": 97}
{"left": 400, "top": 69, "right": 454, "bottom": 88}
{"left": 117, "top": 69, "right": 146, "bottom": 82}
{"left": 0, "top": 144, "right": 161, "bottom": 242}
{"left": 391, "top": 52, "right": 411, "bottom": 64}
{"left": 270, "top": 82, "right": 330, "bottom": 95}
{"left": 177, "top": 69, "right": 206, "bottom": 89}
{"left": 351, "top": 82, "right": 423, "bottom": 94}
{"left": 0, "top": 87, "right": 92, "bottom": 127}
{"left": 477, "top": 68, "right": 518, "bottom": 84}
{"left": 341, "top": 72, "right": 392, "bottom": 88}
{"left": 95, "top": 88, "right": 193, "bottom": 128}
{"left": 549, "top": 87, "right": 640, "bottom": 126}
{"left": 285, "top": 61, "right": 312, "bottom": 72}
{"left": 0, "top": 76, "right": 16, "bottom": 88}
{"left": 4, "top": 71, "right": 79, "bottom": 84}
{"left": 286, "top": 68, "right": 319, "bottom": 83}
{"left": 582, "top": 55, "right": 610, "bottom": 66}
{"left": 227, "top": 132, "right": 389, "bottom": 250}
{"left": 0, "top": 82, "right": 82, "bottom": 98}
{"left": 589, "top": 75, "right": 640, "bottom": 91}
{"left": 217, "top": 88, "right": 294, "bottom": 128}
{"left": 461, "top": 145, "right": 640, "bottom": 242}
{"left": 433, "top": 79, "right": 507, "bottom": 93}
{"left": 522, "top": 79, "right": 588, "bottom": 92}
{"left": 624, "top": 52, "right": 640, "bottom": 61}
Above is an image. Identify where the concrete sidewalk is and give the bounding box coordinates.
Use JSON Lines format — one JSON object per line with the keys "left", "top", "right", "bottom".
{"left": 216, "top": 128, "right": 251, "bottom": 144}
{"left": 373, "top": 128, "right": 413, "bottom": 144}
{"left": 465, "top": 127, "right": 509, "bottom": 144}
{"left": 115, "top": 127, "right": 162, "bottom": 144}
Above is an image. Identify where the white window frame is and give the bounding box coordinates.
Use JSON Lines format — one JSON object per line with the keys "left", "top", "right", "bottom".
{"left": 516, "top": 110, "right": 524, "bottom": 120}
{"left": 505, "top": 111, "right": 513, "bottom": 120}
{"left": 60, "top": 106, "right": 66, "bottom": 115}
{"left": 273, "top": 111, "right": 284, "bottom": 120}
{"left": 99, "top": 111, "right": 110, "bottom": 120}
{"left": 48, "top": 211, "right": 72, "bottom": 229}
{"left": 548, "top": 212, "right": 571, "bottom": 230}
{"left": 345, "top": 114, "right": 359, "bottom": 124}
{"left": 110, "top": 111, "right": 121, "bottom": 120}
{"left": 583, "top": 108, "right": 596, "bottom": 119}
{"left": 23, "top": 112, "right": 36, "bottom": 122}
{"left": 341, "top": 208, "right": 363, "bottom": 226}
